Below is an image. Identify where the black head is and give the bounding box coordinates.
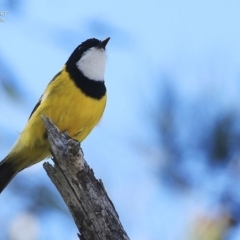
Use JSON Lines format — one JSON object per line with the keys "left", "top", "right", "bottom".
{"left": 66, "top": 37, "right": 110, "bottom": 65}
{"left": 65, "top": 37, "right": 110, "bottom": 99}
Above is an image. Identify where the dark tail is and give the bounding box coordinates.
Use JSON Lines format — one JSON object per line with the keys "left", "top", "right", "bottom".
{"left": 0, "top": 159, "right": 18, "bottom": 193}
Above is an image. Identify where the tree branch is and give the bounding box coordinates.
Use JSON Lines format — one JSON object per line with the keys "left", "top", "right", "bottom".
{"left": 41, "top": 115, "right": 130, "bottom": 240}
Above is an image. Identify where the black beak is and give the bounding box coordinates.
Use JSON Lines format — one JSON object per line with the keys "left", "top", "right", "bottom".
{"left": 98, "top": 37, "right": 110, "bottom": 49}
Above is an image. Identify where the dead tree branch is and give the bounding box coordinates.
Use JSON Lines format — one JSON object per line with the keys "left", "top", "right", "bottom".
{"left": 41, "top": 116, "right": 130, "bottom": 240}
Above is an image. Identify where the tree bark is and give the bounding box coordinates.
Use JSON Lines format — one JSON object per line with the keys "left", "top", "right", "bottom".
{"left": 41, "top": 116, "right": 130, "bottom": 240}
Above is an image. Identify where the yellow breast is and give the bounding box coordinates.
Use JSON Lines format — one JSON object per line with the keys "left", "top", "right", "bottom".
{"left": 22, "top": 66, "right": 107, "bottom": 147}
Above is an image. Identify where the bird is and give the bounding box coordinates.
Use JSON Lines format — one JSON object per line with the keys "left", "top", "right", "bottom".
{"left": 0, "top": 37, "right": 110, "bottom": 193}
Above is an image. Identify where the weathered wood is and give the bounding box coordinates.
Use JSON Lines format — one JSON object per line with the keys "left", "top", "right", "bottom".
{"left": 41, "top": 115, "right": 130, "bottom": 240}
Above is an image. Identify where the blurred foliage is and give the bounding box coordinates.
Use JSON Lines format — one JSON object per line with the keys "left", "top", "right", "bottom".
{"left": 205, "top": 113, "right": 237, "bottom": 165}
{"left": 153, "top": 76, "right": 240, "bottom": 239}
{"left": 0, "top": 55, "right": 24, "bottom": 101}
{"left": 187, "top": 209, "right": 233, "bottom": 240}
{"left": 1, "top": 0, "right": 21, "bottom": 12}
{"left": 10, "top": 174, "right": 69, "bottom": 216}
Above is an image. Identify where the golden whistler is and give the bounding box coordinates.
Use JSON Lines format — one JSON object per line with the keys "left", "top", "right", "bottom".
{"left": 0, "top": 37, "right": 110, "bottom": 193}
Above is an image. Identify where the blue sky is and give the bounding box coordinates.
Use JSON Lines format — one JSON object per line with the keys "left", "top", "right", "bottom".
{"left": 1, "top": 1, "right": 240, "bottom": 239}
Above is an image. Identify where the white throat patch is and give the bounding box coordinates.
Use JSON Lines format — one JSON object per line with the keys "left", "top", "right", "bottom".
{"left": 76, "top": 47, "right": 106, "bottom": 81}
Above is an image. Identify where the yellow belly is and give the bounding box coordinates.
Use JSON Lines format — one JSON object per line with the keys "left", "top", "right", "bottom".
{"left": 15, "top": 66, "right": 106, "bottom": 157}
